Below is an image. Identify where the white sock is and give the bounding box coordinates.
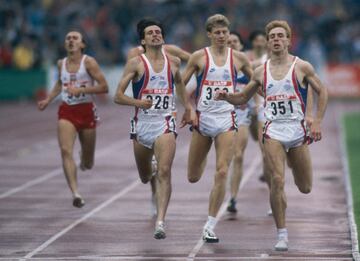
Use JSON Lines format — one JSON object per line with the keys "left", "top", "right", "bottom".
{"left": 204, "top": 216, "right": 217, "bottom": 231}
{"left": 277, "top": 228, "right": 288, "bottom": 240}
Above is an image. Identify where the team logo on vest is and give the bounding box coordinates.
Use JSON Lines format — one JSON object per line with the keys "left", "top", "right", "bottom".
{"left": 150, "top": 75, "right": 165, "bottom": 81}
{"left": 209, "top": 68, "right": 215, "bottom": 73}
{"left": 268, "top": 83, "right": 274, "bottom": 89}
{"left": 283, "top": 79, "right": 292, "bottom": 91}
{"left": 150, "top": 75, "right": 167, "bottom": 88}
{"left": 222, "top": 69, "right": 230, "bottom": 81}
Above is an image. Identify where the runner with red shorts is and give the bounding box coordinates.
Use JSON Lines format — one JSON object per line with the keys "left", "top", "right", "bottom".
{"left": 38, "top": 31, "right": 108, "bottom": 208}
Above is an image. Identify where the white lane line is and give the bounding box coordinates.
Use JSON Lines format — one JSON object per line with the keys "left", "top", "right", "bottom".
{"left": 0, "top": 140, "right": 126, "bottom": 199}
{"left": 339, "top": 114, "right": 360, "bottom": 261}
{"left": 0, "top": 169, "right": 61, "bottom": 199}
{"left": 193, "top": 257, "right": 352, "bottom": 260}
{"left": 22, "top": 179, "right": 140, "bottom": 259}
{"left": 10, "top": 255, "right": 353, "bottom": 260}
{"left": 187, "top": 156, "right": 261, "bottom": 261}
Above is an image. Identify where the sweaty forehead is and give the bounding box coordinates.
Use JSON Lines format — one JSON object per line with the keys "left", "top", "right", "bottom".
{"left": 211, "top": 25, "right": 229, "bottom": 32}
{"left": 269, "top": 27, "right": 286, "bottom": 35}
{"left": 144, "top": 25, "right": 161, "bottom": 33}
{"left": 66, "top": 32, "right": 82, "bottom": 38}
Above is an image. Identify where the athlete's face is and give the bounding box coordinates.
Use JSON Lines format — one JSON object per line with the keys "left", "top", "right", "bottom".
{"left": 268, "top": 27, "right": 290, "bottom": 53}
{"left": 208, "top": 26, "right": 229, "bottom": 47}
{"left": 65, "top": 32, "right": 84, "bottom": 53}
{"left": 227, "top": 34, "right": 243, "bottom": 51}
{"left": 141, "top": 25, "right": 164, "bottom": 47}
{"left": 252, "top": 35, "right": 267, "bottom": 52}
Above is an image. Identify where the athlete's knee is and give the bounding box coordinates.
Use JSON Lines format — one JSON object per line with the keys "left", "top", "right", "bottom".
{"left": 139, "top": 172, "right": 152, "bottom": 184}
{"left": 215, "top": 166, "right": 228, "bottom": 182}
{"left": 187, "top": 166, "right": 202, "bottom": 183}
{"left": 140, "top": 176, "right": 151, "bottom": 184}
{"left": 271, "top": 175, "right": 285, "bottom": 191}
{"left": 188, "top": 174, "right": 200, "bottom": 183}
{"left": 158, "top": 164, "right": 170, "bottom": 176}
{"left": 157, "top": 165, "right": 171, "bottom": 181}
{"left": 82, "top": 161, "right": 94, "bottom": 170}
{"left": 298, "top": 183, "right": 312, "bottom": 194}
{"left": 233, "top": 150, "right": 244, "bottom": 163}
{"left": 59, "top": 146, "right": 72, "bottom": 158}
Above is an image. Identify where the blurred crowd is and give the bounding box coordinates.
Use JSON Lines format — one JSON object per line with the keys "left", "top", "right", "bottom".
{"left": 0, "top": 0, "right": 359, "bottom": 70}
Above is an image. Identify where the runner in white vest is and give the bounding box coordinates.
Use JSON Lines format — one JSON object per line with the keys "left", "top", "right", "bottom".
{"left": 182, "top": 14, "right": 253, "bottom": 243}
{"left": 126, "top": 25, "right": 191, "bottom": 217}
{"left": 38, "top": 31, "right": 108, "bottom": 208}
{"left": 114, "top": 19, "right": 194, "bottom": 240}
{"left": 215, "top": 20, "right": 328, "bottom": 251}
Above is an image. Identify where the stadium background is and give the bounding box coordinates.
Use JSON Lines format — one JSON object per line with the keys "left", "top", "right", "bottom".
{"left": 0, "top": 0, "right": 359, "bottom": 99}
{"left": 1, "top": 0, "right": 360, "bottom": 259}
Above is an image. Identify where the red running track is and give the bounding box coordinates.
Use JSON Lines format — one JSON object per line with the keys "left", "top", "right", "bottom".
{"left": 0, "top": 100, "right": 359, "bottom": 260}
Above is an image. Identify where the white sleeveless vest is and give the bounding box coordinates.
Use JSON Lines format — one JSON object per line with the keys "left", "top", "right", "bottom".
{"left": 60, "top": 55, "right": 94, "bottom": 105}
{"left": 135, "top": 49, "right": 174, "bottom": 119}
{"left": 197, "top": 47, "right": 235, "bottom": 113}
{"left": 263, "top": 57, "right": 306, "bottom": 122}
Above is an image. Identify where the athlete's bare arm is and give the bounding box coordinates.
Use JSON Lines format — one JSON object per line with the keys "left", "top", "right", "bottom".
{"left": 251, "top": 59, "right": 263, "bottom": 69}
{"left": 114, "top": 57, "right": 152, "bottom": 109}
{"left": 169, "top": 55, "right": 195, "bottom": 127}
{"left": 305, "top": 87, "right": 314, "bottom": 126}
{"left": 299, "top": 60, "right": 328, "bottom": 141}
{"left": 126, "top": 46, "right": 143, "bottom": 61}
{"left": 170, "top": 56, "right": 191, "bottom": 109}
{"left": 233, "top": 50, "right": 253, "bottom": 80}
{"left": 37, "top": 60, "right": 62, "bottom": 111}
{"left": 67, "top": 57, "right": 109, "bottom": 96}
{"left": 182, "top": 50, "right": 204, "bottom": 85}
{"left": 215, "top": 66, "right": 262, "bottom": 105}
{"left": 165, "top": 44, "right": 191, "bottom": 62}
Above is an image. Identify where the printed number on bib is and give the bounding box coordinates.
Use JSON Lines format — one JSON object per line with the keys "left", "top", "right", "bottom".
{"left": 142, "top": 93, "right": 172, "bottom": 115}
{"left": 270, "top": 101, "right": 294, "bottom": 116}
{"left": 146, "top": 95, "right": 170, "bottom": 109}
{"left": 205, "top": 87, "right": 228, "bottom": 100}
{"left": 201, "top": 80, "right": 233, "bottom": 107}
{"left": 67, "top": 85, "right": 86, "bottom": 100}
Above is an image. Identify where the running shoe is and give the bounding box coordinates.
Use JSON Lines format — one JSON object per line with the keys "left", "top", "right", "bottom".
{"left": 154, "top": 221, "right": 166, "bottom": 239}
{"left": 202, "top": 228, "right": 219, "bottom": 243}
{"left": 73, "top": 196, "right": 85, "bottom": 208}
{"left": 227, "top": 198, "right": 237, "bottom": 213}
{"left": 274, "top": 238, "right": 288, "bottom": 251}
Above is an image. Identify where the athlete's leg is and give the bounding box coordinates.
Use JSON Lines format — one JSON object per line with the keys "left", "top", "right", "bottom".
{"left": 150, "top": 156, "right": 157, "bottom": 217}
{"left": 133, "top": 140, "right": 154, "bottom": 184}
{"left": 78, "top": 128, "right": 96, "bottom": 170}
{"left": 229, "top": 126, "right": 249, "bottom": 205}
{"left": 187, "top": 130, "right": 212, "bottom": 183}
{"left": 258, "top": 121, "right": 271, "bottom": 186}
{"left": 153, "top": 133, "right": 176, "bottom": 224}
{"left": 287, "top": 144, "right": 312, "bottom": 194}
{"left": 58, "top": 120, "right": 82, "bottom": 204}
{"left": 264, "top": 139, "right": 287, "bottom": 229}
{"left": 249, "top": 114, "right": 258, "bottom": 141}
{"left": 209, "top": 131, "right": 235, "bottom": 217}
{"left": 202, "top": 131, "right": 234, "bottom": 242}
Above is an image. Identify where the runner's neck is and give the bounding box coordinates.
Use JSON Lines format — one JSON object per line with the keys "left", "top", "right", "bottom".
{"left": 67, "top": 52, "right": 82, "bottom": 63}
